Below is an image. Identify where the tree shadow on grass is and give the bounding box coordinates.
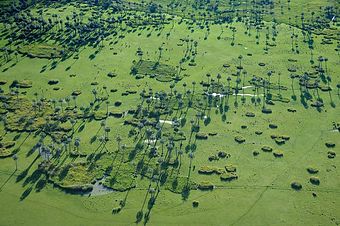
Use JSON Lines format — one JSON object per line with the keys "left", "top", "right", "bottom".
{"left": 0, "top": 170, "right": 16, "bottom": 192}
{"left": 35, "top": 178, "right": 47, "bottom": 192}
{"left": 16, "top": 154, "right": 40, "bottom": 183}
{"left": 20, "top": 186, "right": 33, "bottom": 201}
{"left": 22, "top": 168, "right": 43, "bottom": 187}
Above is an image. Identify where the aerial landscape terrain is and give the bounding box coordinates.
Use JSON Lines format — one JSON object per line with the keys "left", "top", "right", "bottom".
{"left": 0, "top": 0, "right": 339, "bottom": 225}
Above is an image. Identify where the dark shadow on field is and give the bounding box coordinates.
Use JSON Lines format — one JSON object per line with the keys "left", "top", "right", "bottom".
{"left": 0, "top": 170, "right": 16, "bottom": 192}
{"left": 22, "top": 168, "right": 43, "bottom": 187}
{"left": 13, "top": 132, "right": 32, "bottom": 154}
{"left": 16, "top": 154, "right": 40, "bottom": 183}
{"left": 143, "top": 189, "right": 160, "bottom": 225}
{"left": 20, "top": 186, "right": 33, "bottom": 201}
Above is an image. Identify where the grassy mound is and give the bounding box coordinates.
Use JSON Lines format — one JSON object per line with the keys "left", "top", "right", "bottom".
{"left": 220, "top": 172, "right": 238, "bottom": 181}
{"left": 262, "top": 146, "right": 273, "bottom": 152}
{"left": 51, "top": 162, "right": 96, "bottom": 192}
{"left": 198, "top": 166, "right": 224, "bottom": 175}
{"left": 225, "top": 164, "right": 237, "bottom": 172}
{"left": 131, "top": 60, "right": 182, "bottom": 82}
{"left": 291, "top": 181, "right": 302, "bottom": 190}
{"left": 0, "top": 148, "right": 13, "bottom": 158}
{"left": 104, "top": 172, "right": 136, "bottom": 192}
{"left": 234, "top": 136, "right": 246, "bottom": 143}
{"left": 273, "top": 150, "right": 284, "bottom": 158}
{"left": 19, "top": 44, "right": 67, "bottom": 59}
{"left": 310, "top": 177, "right": 320, "bottom": 185}
{"left": 307, "top": 167, "right": 319, "bottom": 174}
{"left": 163, "top": 176, "right": 196, "bottom": 194}
{"left": 198, "top": 181, "right": 214, "bottom": 190}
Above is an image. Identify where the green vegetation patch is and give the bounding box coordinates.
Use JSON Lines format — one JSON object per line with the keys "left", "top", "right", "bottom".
{"left": 220, "top": 172, "right": 238, "bottom": 182}
{"left": 19, "top": 44, "right": 67, "bottom": 59}
{"left": 0, "top": 149, "right": 11, "bottom": 158}
{"left": 197, "top": 181, "right": 214, "bottom": 190}
{"left": 131, "top": 60, "right": 182, "bottom": 82}
{"left": 104, "top": 172, "right": 136, "bottom": 192}
{"left": 198, "top": 165, "right": 224, "bottom": 175}
{"left": 51, "top": 162, "right": 96, "bottom": 192}
{"left": 163, "top": 176, "right": 196, "bottom": 194}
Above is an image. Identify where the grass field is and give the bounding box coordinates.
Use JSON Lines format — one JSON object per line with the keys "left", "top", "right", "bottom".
{"left": 0, "top": 0, "right": 339, "bottom": 225}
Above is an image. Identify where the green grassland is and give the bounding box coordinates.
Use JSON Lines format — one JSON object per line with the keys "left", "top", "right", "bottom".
{"left": 0, "top": 0, "right": 339, "bottom": 225}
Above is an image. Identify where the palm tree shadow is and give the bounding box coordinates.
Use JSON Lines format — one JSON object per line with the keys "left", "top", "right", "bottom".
{"left": 16, "top": 154, "right": 40, "bottom": 183}
{"left": 0, "top": 170, "right": 16, "bottom": 192}
{"left": 20, "top": 186, "right": 33, "bottom": 201}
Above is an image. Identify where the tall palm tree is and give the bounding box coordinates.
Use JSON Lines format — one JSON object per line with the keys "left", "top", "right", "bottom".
{"left": 104, "top": 127, "right": 111, "bottom": 140}
{"left": 92, "top": 89, "right": 98, "bottom": 102}
{"left": 74, "top": 137, "right": 80, "bottom": 153}
{"left": 116, "top": 136, "right": 122, "bottom": 151}
{"left": 267, "top": 71, "right": 272, "bottom": 95}
{"left": 12, "top": 154, "right": 18, "bottom": 171}
{"left": 217, "top": 73, "right": 222, "bottom": 93}
{"left": 187, "top": 152, "right": 194, "bottom": 179}
{"left": 192, "top": 81, "right": 196, "bottom": 94}
{"left": 160, "top": 138, "right": 166, "bottom": 156}
{"left": 238, "top": 55, "right": 243, "bottom": 69}
{"left": 206, "top": 73, "right": 211, "bottom": 85}
{"left": 72, "top": 95, "right": 77, "bottom": 108}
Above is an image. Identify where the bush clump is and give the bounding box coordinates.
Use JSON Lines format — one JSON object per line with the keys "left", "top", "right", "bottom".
{"left": 269, "top": 124, "right": 278, "bottom": 129}
{"left": 287, "top": 108, "right": 297, "bottom": 113}
{"left": 261, "top": 146, "right": 273, "bottom": 152}
{"left": 220, "top": 172, "right": 238, "bottom": 181}
{"left": 273, "top": 150, "right": 284, "bottom": 158}
{"left": 0, "top": 148, "right": 12, "bottom": 158}
{"left": 48, "top": 79, "right": 59, "bottom": 85}
{"left": 217, "top": 151, "right": 229, "bottom": 158}
{"left": 310, "top": 177, "right": 320, "bottom": 185}
{"left": 291, "top": 181, "right": 302, "bottom": 190}
{"left": 198, "top": 166, "right": 224, "bottom": 175}
{"left": 245, "top": 112, "right": 255, "bottom": 117}
{"left": 196, "top": 133, "right": 208, "bottom": 140}
{"left": 208, "top": 155, "right": 219, "bottom": 161}
{"left": 107, "top": 72, "right": 117, "bottom": 78}
{"left": 72, "top": 90, "right": 82, "bottom": 96}
{"left": 114, "top": 101, "right": 122, "bottom": 107}
{"left": 225, "top": 164, "right": 237, "bottom": 172}
{"left": 192, "top": 200, "right": 199, "bottom": 207}
{"left": 327, "top": 151, "right": 336, "bottom": 159}
{"left": 262, "top": 108, "right": 272, "bottom": 114}
{"left": 253, "top": 151, "right": 259, "bottom": 156}
{"left": 325, "top": 142, "right": 335, "bottom": 148}
{"left": 198, "top": 181, "right": 214, "bottom": 190}
{"left": 275, "top": 138, "right": 285, "bottom": 145}
{"left": 307, "top": 167, "right": 319, "bottom": 174}
{"left": 109, "top": 111, "right": 123, "bottom": 118}
{"left": 234, "top": 136, "right": 245, "bottom": 143}
{"left": 11, "top": 80, "right": 32, "bottom": 88}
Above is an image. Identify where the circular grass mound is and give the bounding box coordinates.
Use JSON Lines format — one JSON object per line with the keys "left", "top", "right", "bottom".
{"left": 261, "top": 146, "right": 273, "bottom": 152}
{"left": 310, "top": 177, "right": 320, "bottom": 185}
{"left": 307, "top": 167, "right": 319, "bottom": 174}
{"left": 325, "top": 142, "right": 335, "bottom": 148}
{"left": 198, "top": 181, "right": 214, "bottom": 190}
{"left": 192, "top": 200, "right": 199, "bottom": 207}
{"left": 220, "top": 172, "right": 238, "bottom": 182}
{"left": 235, "top": 136, "right": 246, "bottom": 143}
{"left": 273, "top": 150, "right": 284, "bottom": 158}
{"left": 327, "top": 151, "right": 336, "bottom": 159}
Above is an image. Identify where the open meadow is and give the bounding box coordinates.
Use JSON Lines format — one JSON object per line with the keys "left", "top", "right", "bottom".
{"left": 0, "top": 0, "right": 339, "bottom": 225}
